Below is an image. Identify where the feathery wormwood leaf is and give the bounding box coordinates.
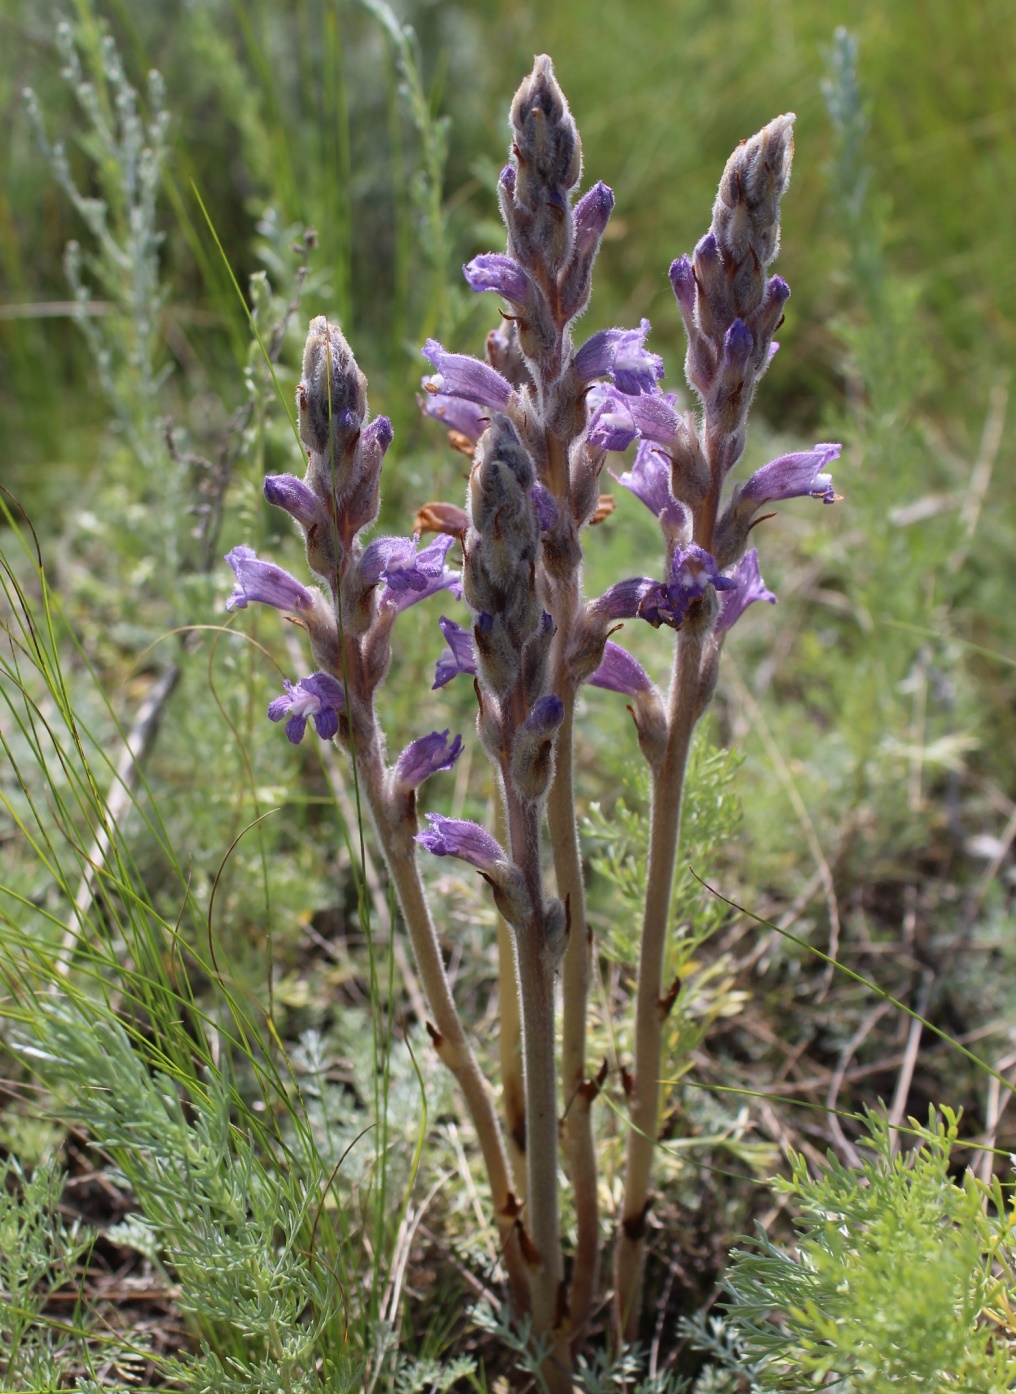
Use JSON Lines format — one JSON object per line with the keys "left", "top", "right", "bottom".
{"left": 359, "top": 0, "right": 453, "bottom": 353}
{"left": 584, "top": 739, "right": 748, "bottom": 1105}
{"left": 0, "top": 507, "right": 414, "bottom": 1387}
{"left": 574, "top": 1341, "right": 692, "bottom": 1392}
{"left": 23, "top": 18, "right": 171, "bottom": 463}
{"left": 0, "top": 1157, "right": 93, "bottom": 1388}
{"left": 16, "top": 1005, "right": 361, "bottom": 1393}
{"left": 714, "top": 1108, "right": 1016, "bottom": 1392}
{"left": 393, "top": 1352, "right": 478, "bottom": 1392}
{"left": 584, "top": 737, "right": 743, "bottom": 965}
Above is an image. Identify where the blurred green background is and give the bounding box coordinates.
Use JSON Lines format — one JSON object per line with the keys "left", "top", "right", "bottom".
{"left": 5, "top": 0, "right": 1016, "bottom": 1153}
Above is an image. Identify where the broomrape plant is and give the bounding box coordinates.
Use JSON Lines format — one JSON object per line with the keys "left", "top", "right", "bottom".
{"left": 223, "top": 56, "right": 838, "bottom": 1384}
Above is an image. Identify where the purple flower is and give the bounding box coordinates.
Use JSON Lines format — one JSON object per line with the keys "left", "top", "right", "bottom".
{"left": 739, "top": 443, "right": 841, "bottom": 509}
{"left": 263, "top": 475, "right": 321, "bottom": 529}
{"left": 611, "top": 438, "right": 687, "bottom": 534}
{"left": 573, "top": 181, "right": 615, "bottom": 253}
{"left": 421, "top": 340, "right": 513, "bottom": 410}
{"left": 225, "top": 545, "right": 315, "bottom": 613}
{"left": 587, "top": 390, "right": 638, "bottom": 453}
{"left": 575, "top": 319, "right": 664, "bottom": 395}
{"left": 637, "top": 545, "right": 737, "bottom": 629}
{"left": 417, "top": 389, "right": 490, "bottom": 446}
{"left": 591, "top": 576, "right": 657, "bottom": 621}
{"left": 394, "top": 729, "right": 464, "bottom": 790}
{"left": 627, "top": 391, "right": 683, "bottom": 449}
{"left": 357, "top": 534, "right": 459, "bottom": 611}
{"left": 463, "top": 253, "right": 533, "bottom": 304}
{"left": 432, "top": 617, "right": 477, "bottom": 689}
{"left": 381, "top": 534, "right": 461, "bottom": 612}
{"left": 591, "top": 385, "right": 684, "bottom": 453}
{"left": 588, "top": 641, "right": 651, "bottom": 695}
{"left": 268, "top": 672, "right": 346, "bottom": 744}
{"left": 416, "top": 813, "right": 508, "bottom": 875}
{"left": 715, "top": 548, "right": 777, "bottom": 635}
{"left": 359, "top": 535, "right": 420, "bottom": 589}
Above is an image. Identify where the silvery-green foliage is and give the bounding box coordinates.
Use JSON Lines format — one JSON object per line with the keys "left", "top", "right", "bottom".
{"left": 0, "top": 1157, "right": 147, "bottom": 1389}
{"left": 24, "top": 19, "right": 170, "bottom": 471}
{"left": 575, "top": 1343, "right": 692, "bottom": 1393}
{"left": 0, "top": 1158, "right": 93, "bottom": 1388}
{"left": 715, "top": 1109, "right": 1016, "bottom": 1392}
{"left": 585, "top": 739, "right": 742, "bottom": 965}
{"left": 393, "top": 1354, "right": 478, "bottom": 1392}
{"left": 679, "top": 1316, "right": 765, "bottom": 1393}
{"left": 18, "top": 1007, "right": 358, "bottom": 1393}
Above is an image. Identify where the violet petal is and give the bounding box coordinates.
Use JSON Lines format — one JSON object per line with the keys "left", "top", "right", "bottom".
{"left": 740, "top": 443, "right": 841, "bottom": 508}
{"left": 394, "top": 729, "right": 464, "bottom": 789}
{"left": 263, "top": 474, "right": 321, "bottom": 529}
{"left": 716, "top": 548, "right": 777, "bottom": 634}
{"left": 415, "top": 813, "right": 507, "bottom": 874}
{"left": 226, "top": 545, "right": 315, "bottom": 613}
{"left": 421, "top": 339, "right": 513, "bottom": 410}
{"left": 432, "top": 617, "right": 477, "bottom": 689}
{"left": 588, "top": 641, "right": 651, "bottom": 696}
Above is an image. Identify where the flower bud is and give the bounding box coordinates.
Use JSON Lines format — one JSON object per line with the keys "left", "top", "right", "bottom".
{"left": 559, "top": 180, "right": 615, "bottom": 321}
{"left": 521, "top": 610, "right": 555, "bottom": 704}
{"left": 473, "top": 609, "right": 522, "bottom": 698}
{"left": 393, "top": 730, "right": 463, "bottom": 793}
{"left": 509, "top": 55, "right": 582, "bottom": 205}
{"left": 711, "top": 114, "right": 795, "bottom": 274}
{"left": 504, "top": 56, "right": 582, "bottom": 275}
{"left": 263, "top": 474, "right": 321, "bottom": 530}
{"left": 298, "top": 317, "right": 367, "bottom": 495}
{"left": 510, "top": 694, "right": 565, "bottom": 803}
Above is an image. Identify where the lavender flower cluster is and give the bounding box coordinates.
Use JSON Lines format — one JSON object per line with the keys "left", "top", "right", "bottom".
{"left": 222, "top": 54, "right": 839, "bottom": 1375}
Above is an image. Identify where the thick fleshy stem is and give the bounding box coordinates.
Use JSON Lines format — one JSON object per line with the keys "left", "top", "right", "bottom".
{"left": 357, "top": 746, "right": 532, "bottom": 1317}
{"left": 549, "top": 692, "right": 601, "bottom": 1348}
{"left": 501, "top": 777, "right": 571, "bottom": 1388}
{"left": 615, "top": 624, "right": 705, "bottom": 1341}
{"left": 494, "top": 796, "right": 527, "bottom": 1193}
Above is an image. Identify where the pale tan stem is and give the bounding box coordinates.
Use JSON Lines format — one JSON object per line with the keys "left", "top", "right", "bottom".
{"left": 502, "top": 783, "right": 569, "bottom": 1382}
{"left": 615, "top": 627, "right": 704, "bottom": 1342}
{"left": 494, "top": 798, "right": 527, "bottom": 1193}
{"left": 358, "top": 753, "right": 530, "bottom": 1316}
{"left": 548, "top": 694, "right": 600, "bottom": 1345}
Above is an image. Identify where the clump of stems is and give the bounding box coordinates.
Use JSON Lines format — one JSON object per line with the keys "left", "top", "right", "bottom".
{"left": 224, "top": 55, "right": 838, "bottom": 1384}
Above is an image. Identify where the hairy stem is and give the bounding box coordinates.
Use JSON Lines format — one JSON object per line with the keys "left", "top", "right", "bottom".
{"left": 502, "top": 782, "right": 569, "bottom": 1380}
{"left": 358, "top": 749, "right": 531, "bottom": 1316}
{"left": 615, "top": 625, "right": 705, "bottom": 1341}
{"left": 549, "top": 693, "right": 600, "bottom": 1345}
{"left": 494, "top": 797, "right": 527, "bottom": 1193}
